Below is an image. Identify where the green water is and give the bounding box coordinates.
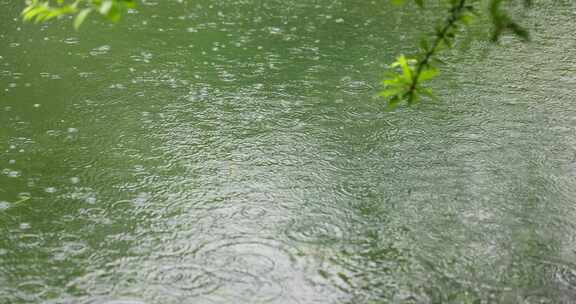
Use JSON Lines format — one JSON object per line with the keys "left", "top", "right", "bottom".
{"left": 2, "top": 1, "right": 576, "bottom": 303}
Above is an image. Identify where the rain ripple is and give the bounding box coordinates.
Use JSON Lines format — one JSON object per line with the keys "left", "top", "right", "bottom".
{"left": 138, "top": 237, "right": 303, "bottom": 303}
{"left": 145, "top": 263, "right": 222, "bottom": 298}
{"left": 285, "top": 216, "right": 345, "bottom": 245}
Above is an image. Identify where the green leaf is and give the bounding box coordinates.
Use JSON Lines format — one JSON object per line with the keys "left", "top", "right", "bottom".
{"left": 99, "top": 0, "right": 114, "bottom": 15}
{"left": 397, "top": 55, "right": 412, "bottom": 80}
{"left": 380, "top": 87, "right": 404, "bottom": 97}
{"left": 74, "top": 8, "right": 92, "bottom": 29}
{"left": 104, "top": 4, "right": 122, "bottom": 22}
{"left": 22, "top": 0, "right": 134, "bottom": 27}
{"left": 23, "top": 6, "right": 46, "bottom": 21}
{"left": 508, "top": 22, "right": 530, "bottom": 41}
{"left": 460, "top": 14, "right": 474, "bottom": 25}
{"left": 382, "top": 78, "right": 400, "bottom": 86}
{"left": 418, "top": 68, "right": 438, "bottom": 82}
{"left": 122, "top": 0, "right": 137, "bottom": 8}
{"left": 21, "top": 3, "right": 36, "bottom": 16}
{"left": 414, "top": 0, "right": 424, "bottom": 8}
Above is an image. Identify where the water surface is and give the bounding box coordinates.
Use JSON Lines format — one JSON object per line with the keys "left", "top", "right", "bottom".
{"left": 2, "top": 1, "right": 576, "bottom": 303}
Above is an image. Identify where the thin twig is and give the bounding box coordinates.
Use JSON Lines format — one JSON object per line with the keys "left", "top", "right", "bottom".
{"left": 12, "top": 196, "right": 31, "bottom": 206}
{"left": 407, "top": 0, "right": 467, "bottom": 101}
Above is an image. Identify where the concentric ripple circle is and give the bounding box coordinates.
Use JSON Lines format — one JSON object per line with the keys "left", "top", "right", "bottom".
{"left": 146, "top": 263, "right": 222, "bottom": 297}
{"left": 554, "top": 264, "right": 576, "bottom": 289}
{"left": 192, "top": 238, "right": 297, "bottom": 302}
{"left": 80, "top": 296, "right": 147, "bottom": 304}
{"left": 285, "top": 217, "right": 344, "bottom": 244}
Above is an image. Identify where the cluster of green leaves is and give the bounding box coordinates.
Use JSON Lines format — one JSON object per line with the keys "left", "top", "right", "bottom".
{"left": 382, "top": 0, "right": 474, "bottom": 108}
{"left": 381, "top": 0, "right": 531, "bottom": 108}
{"left": 381, "top": 55, "right": 438, "bottom": 108}
{"left": 489, "top": 0, "right": 531, "bottom": 42}
{"left": 22, "top": 0, "right": 136, "bottom": 29}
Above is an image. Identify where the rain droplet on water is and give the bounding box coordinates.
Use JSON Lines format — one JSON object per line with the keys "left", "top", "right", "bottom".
{"left": 0, "top": 201, "right": 10, "bottom": 210}
{"left": 7, "top": 170, "right": 20, "bottom": 178}
{"left": 45, "top": 187, "right": 57, "bottom": 194}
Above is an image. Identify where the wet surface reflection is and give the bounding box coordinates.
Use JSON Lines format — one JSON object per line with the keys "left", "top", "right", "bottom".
{"left": 2, "top": 0, "right": 576, "bottom": 303}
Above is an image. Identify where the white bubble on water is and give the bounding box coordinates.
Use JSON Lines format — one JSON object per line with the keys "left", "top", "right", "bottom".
{"left": 45, "top": 187, "right": 57, "bottom": 193}
{"left": 269, "top": 27, "right": 281, "bottom": 34}
{"left": 109, "top": 83, "right": 125, "bottom": 89}
{"left": 0, "top": 201, "right": 10, "bottom": 210}
{"left": 7, "top": 170, "right": 20, "bottom": 178}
